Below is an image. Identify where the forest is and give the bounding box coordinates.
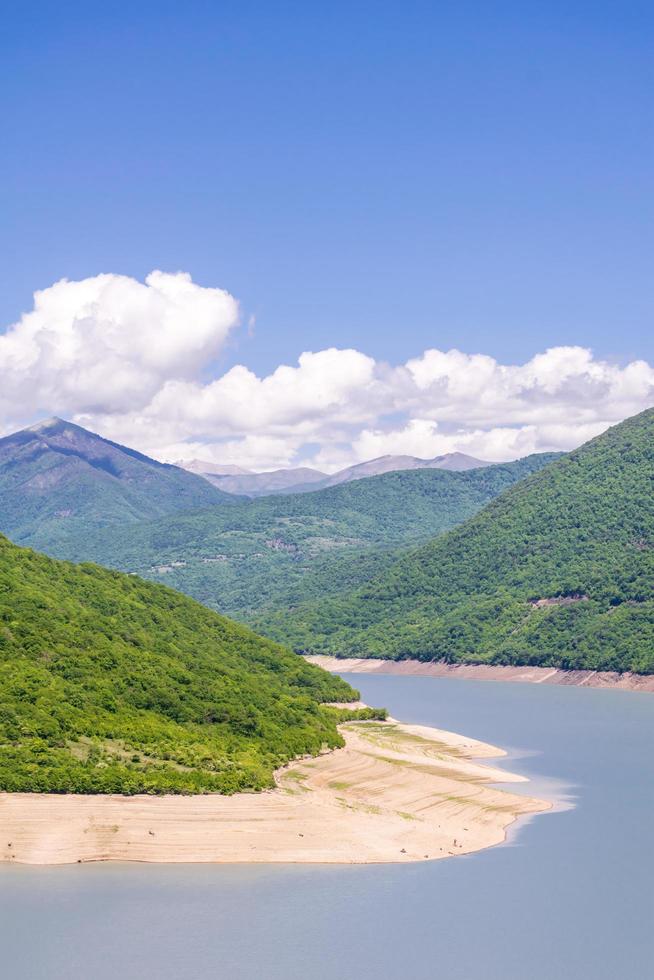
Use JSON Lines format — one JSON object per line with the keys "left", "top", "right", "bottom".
{"left": 255, "top": 409, "right": 654, "bottom": 675}
{"left": 27, "top": 454, "right": 558, "bottom": 622}
{"left": 0, "top": 534, "right": 384, "bottom": 794}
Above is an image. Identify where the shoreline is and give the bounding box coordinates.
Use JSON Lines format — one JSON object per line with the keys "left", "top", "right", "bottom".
{"left": 305, "top": 656, "right": 654, "bottom": 692}
{"left": 0, "top": 719, "right": 550, "bottom": 866}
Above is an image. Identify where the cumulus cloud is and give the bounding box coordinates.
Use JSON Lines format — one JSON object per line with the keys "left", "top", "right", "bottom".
{"left": 0, "top": 270, "right": 239, "bottom": 421}
{"left": 145, "top": 348, "right": 378, "bottom": 432}
{"left": 401, "top": 347, "right": 654, "bottom": 426}
{"left": 348, "top": 418, "right": 611, "bottom": 467}
{"left": 56, "top": 344, "right": 654, "bottom": 470}
{"left": 1, "top": 271, "right": 653, "bottom": 470}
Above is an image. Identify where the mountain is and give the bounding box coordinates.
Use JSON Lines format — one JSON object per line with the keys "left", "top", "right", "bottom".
{"left": 196, "top": 466, "right": 327, "bottom": 496}
{"left": 0, "top": 533, "right": 360, "bottom": 794}
{"left": 294, "top": 452, "right": 490, "bottom": 492}
{"left": 186, "top": 453, "right": 488, "bottom": 498}
{"left": 178, "top": 459, "right": 253, "bottom": 477}
{"left": 0, "top": 418, "right": 236, "bottom": 551}
{"left": 36, "top": 453, "right": 559, "bottom": 625}
{"left": 176, "top": 459, "right": 333, "bottom": 495}
{"left": 258, "top": 409, "right": 654, "bottom": 675}
{"left": 424, "top": 452, "right": 489, "bottom": 471}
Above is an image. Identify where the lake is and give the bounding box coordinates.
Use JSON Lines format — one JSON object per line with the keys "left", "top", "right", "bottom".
{"left": 1, "top": 674, "right": 652, "bottom": 979}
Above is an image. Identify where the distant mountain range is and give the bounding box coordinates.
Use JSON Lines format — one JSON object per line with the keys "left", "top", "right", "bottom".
{"left": 198, "top": 466, "right": 327, "bottom": 496}
{"left": 20, "top": 450, "right": 559, "bottom": 626}
{"left": 179, "top": 459, "right": 254, "bottom": 477}
{"left": 178, "top": 451, "right": 489, "bottom": 497}
{"left": 0, "top": 418, "right": 235, "bottom": 551}
{"left": 7, "top": 411, "right": 654, "bottom": 678}
{"left": 257, "top": 407, "right": 654, "bottom": 675}
{"left": 295, "top": 452, "right": 489, "bottom": 492}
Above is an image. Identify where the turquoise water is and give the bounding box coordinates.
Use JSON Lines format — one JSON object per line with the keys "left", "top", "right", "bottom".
{"left": 1, "top": 675, "right": 652, "bottom": 979}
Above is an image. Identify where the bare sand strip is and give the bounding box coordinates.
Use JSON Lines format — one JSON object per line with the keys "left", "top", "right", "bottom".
{"left": 306, "top": 655, "right": 654, "bottom": 692}
{"left": 0, "top": 719, "right": 549, "bottom": 866}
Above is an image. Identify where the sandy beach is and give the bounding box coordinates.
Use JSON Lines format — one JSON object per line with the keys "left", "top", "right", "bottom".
{"left": 0, "top": 718, "right": 549, "bottom": 866}
{"left": 305, "top": 656, "right": 654, "bottom": 692}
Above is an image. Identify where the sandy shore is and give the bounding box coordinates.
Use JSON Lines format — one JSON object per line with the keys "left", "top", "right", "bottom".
{"left": 305, "top": 655, "right": 654, "bottom": 692}
{"left": 0, "top": 719, "right": 549, "bottom": 866}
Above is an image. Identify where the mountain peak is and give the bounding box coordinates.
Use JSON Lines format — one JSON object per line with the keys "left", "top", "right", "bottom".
{"left": 25, "top": 416, "right": 67, "bottom": 432}
{"left": 0, "top": 417, "right": 236, "bottom": 548}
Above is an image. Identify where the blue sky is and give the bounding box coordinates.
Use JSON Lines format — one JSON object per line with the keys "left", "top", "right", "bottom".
{"left": 2, "top": 1, "right": 652, "bottom": 369}
{"left": 1, "top": 2, "right": 652, "bottom": 468}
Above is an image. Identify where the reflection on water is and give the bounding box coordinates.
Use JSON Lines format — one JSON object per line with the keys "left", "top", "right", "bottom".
{"left": 1, "top": 675, "right": 652, "bottom": 980}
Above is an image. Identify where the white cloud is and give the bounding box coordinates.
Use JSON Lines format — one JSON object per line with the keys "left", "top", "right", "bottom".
{"left": 349, "top": 418, "right": 611, "bottom": 466}
{"left": 1, "top": 271, "right": 653, "bottom": 471}
{"left": 0, "top": 270, "right": 239, "bottom": 419}
{"left": 400, "top": 346, "right": 654, "bottom": 426}
{"left": 145, "top": 347, "right": 377, "bottom": 432}
{"left": 157, "top": 434, "right": 304, "bottom": 472}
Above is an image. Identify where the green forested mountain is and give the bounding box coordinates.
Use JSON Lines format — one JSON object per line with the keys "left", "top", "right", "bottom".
{"left": 0, "top": 418, "right": 235, "bottom": 551}
{"left": 258, "top": 409, "right": 654, "bottom": 675}
{"left": 0, "top": 534, "right": 363, "bottom": 794}
{"left": 36, "top": 454, "right": 558, "bottom": 622}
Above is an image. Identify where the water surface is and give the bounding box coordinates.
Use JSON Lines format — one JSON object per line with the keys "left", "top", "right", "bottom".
{"left": 1, "top": 675, "right": 652, "bottom": 979}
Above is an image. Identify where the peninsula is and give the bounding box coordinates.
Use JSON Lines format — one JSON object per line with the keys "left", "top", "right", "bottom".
{"left": 0, "top": 717, "right": 549, "bottom": 865}
{"left": 0, "top": 534, "right": 549, "bottom": 865}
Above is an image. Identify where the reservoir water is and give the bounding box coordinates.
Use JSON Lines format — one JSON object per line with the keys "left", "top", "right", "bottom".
{"left": 1, "top": 674, "right": 652, "bottom": 979}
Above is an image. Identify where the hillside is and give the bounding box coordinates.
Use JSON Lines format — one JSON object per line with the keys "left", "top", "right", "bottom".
{"left": 36, "top": 454, "right": 559, "bottom": 623}
{"left": 0, "top": 418, "right": 235, "bottom": 550}
{"left": 0, "top": 534, "right": 362, "bottom": 795}
{"left": 257, "top": 409, "right": 654, "bottom": 674}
